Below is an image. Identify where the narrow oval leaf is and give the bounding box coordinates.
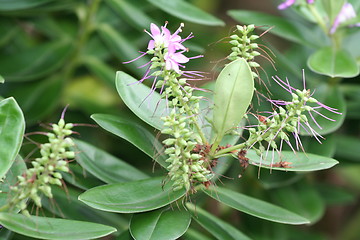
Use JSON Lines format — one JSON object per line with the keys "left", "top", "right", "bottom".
{"left": 308, "top": 46, "right": 359, "bottom": 78}
{"left": 91, "top": 113, "right": 167, "bottom": 168}
{"left": 0, "top": 213, "right": 116, "bottom": 240}
{"left": 148, "top": 0, "right": 224, "bottom": 26}
{"left": 247, "top": 150, "right": 338, "bottom": 172}
{"left": 79, "top": 177, "right": 186, "bottom": 213}
{"left": 0, "top": 97, "right": 25, "bottom": 179}
{"left": 74, "top": 139, "right": 149, "bottom": 183}
{"left": 204, "top": 187, "right": 310, "bottom": 225}
{"left": 116, "top": 71, "right": 166, "bottom": 131}
{"left": 213, "top": 58, "right": 254, "bottom": 139}
{"left": 0, "top": 40, "right": 72, "bottom": 82}
{"left": 130, "top": 208, "right": 191, "bottom": 240}
{"left": 300, "top": 84, "right": 345, "bottom": 136}
{"left": 186, "top": 203, "right": 252, "bottom": 240}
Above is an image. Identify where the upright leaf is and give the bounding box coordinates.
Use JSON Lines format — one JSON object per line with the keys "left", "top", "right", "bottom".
{"left": 0, "top": 213, "right": 116, "bottom": 240}
{"left": 0, "top": 98, "right": 25, "bottom": 179}
{"left": 79, "top": 177, "right": 186, "bottom": 213}
{"left": 186, "top": 203, "right": 252, "bottom": 240}
{"left": 148, "top": 0, "right": 224, "bottom": 26}
{"left": 213, "top": 58, "right": 254, "bottom": 140}
{"left": 204, "top": 187, "right": 310, "bottom": 225}
{"left": 130, "top": 208, "right": 191, "bottom": 240}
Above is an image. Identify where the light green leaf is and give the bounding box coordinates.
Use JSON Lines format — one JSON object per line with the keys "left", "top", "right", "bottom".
{"left": 308, "top": 46, "right": 359, "bottom": 78}
{"left": 213, "top": 58, "right": 254, "bottom": 140}
{"left": 0, "top": 213, "right": 116, "bottom": 240}
{"left": 116, "top": 71, "right": 166, "bottom": 131}
{"left": 300, "top": 84, "right": 345, "bottom": 136}
{"left": 79, "top": 177, "right": 186, "bottom": 213}
{"left": 204, "top": 187, "right": 310, "bottom": 225}
{"left": 0, "top": 75, "right": 4, "bottom": 83}
{"left": 148, "top": 0, "right": 224, "bottom": 26}
{"left": 74, "top": 139, "right": 149, "bottom": 183}
{"left": 91, "top": 113, "right": 167, "bottom": 168}
{"left": 186, "top": 203, "right": 252, "bottom": 240}
{"left": 130, "top": 208, "right": 191, "bottom": 240}
{"left": 247, "top": 150, "right": 339, "bottom": 172}
{"left": 0, "top": 40, "right": 72, "bottom": 82}
{"left": 0, "top": 97, "right": 25, "bottom": 179}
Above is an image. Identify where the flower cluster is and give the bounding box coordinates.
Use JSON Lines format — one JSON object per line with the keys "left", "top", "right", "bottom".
{"left": 7, "top": 118, "right": 74, "bottom": 215}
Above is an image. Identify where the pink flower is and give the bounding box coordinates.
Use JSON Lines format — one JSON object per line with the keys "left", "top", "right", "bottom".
{"left": 164, "top": 45, "right": 189, "bottom": 73}
{"left": 330, "top": 3, "right": 359, "bottom": 34}
{"left": 145, "top": 23, "right": 186, "bottom": 51}
{"left": 278, "top": 0, "right": 314, "bottom": 10}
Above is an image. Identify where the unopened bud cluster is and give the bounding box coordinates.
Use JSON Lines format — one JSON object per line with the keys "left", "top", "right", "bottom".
{"left": 9, "top": 119, "right": 74, "bottom": 215}
{"left": 228, "top": 25, "right": 260, "bottom": 78}
{"left": 247, "top": 89, "right": 318, "bottom": 155}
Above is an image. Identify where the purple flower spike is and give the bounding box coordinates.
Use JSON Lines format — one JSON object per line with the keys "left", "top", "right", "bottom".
{"left": 278, "top": 0, "right": 296, "bottom": 10}
{"left": 330, "top": 3, "right": 358, "bottom": 34}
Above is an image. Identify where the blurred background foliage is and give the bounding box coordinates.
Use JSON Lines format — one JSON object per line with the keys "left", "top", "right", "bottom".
{"left": 0, "top": 0, "right": 359, "bottom": 239}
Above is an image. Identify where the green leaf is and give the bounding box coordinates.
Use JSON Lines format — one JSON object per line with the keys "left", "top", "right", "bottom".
{"left": 83, "top": 56, "right": 116, "bottom": 87}
{"left": 0, "top": 0, "right": 53, "bottom": 11}
{"left": 303, "top": 134, "right": 336, "bottom": 158}
{"left": 0, "top": 40, "right": 72, "bottom": 82}
{"left": 0, "top": 156, "right": 26, "bottom": 210}
{"left": 316, "top": 183, "right": 355, "bottom": 205}
{"left": 204, "top": 187, "right": 310, "bottom": 225}
{"left": 97, "top": 24, "right": 149, "bottom": 78}
{"left": 91, "top": 113, "right": 167, "bottom": 168}
{"left": 183, "top": 228, "right": 213, "bottom": 240}
{"left": 0, "top": 75, "right": 4, "bottom": 83}
{"left": 130, "top": 208, "right": 191, "bottom": 240}
{"left": 213, "top": 58, "right": 254, "bottom": 140}
{"left": 79, "top": 177, "right": 186, "bottom": 213}
{"left": 116, "top": 71, "right": 166, "bottom": 131}
{"left": 107, "top": 0, "right": 155, "bottom": 30}
{"left": 308, "top": 47, "right": 359, "bottom": 78}
{"left": 186, "top": 203, "right": 252, "bottom": 240}
{"left": 0, "top": 213, "right": 116, "bottom": 240}
{"left": 247, "top": 150, "right": 339, "bottom": 172}
{"left": 271, "top": 183, "right": 325, "bottom": 223}
{"left": 62, "top": 164, "right": 105, "bottom": 190}
{"left": 321, "top": 0, "right": 346, "bottom": 24}
{"left": 74, "top": 139, "right": 149, "bottom": 183}
{"left": 228, "top": 10, "right": 322, "bottom": 47}
{"left": 148, "top": 0, "right": 224, "bottom": 26}
{"left": 0, "top": 97, "right": 25, "bottom": 179}
{"left": 300, "top": 84, "right": 345, "bottom": 136}
{"left": 335, "top": 135, "right": 360, "bottom": 162}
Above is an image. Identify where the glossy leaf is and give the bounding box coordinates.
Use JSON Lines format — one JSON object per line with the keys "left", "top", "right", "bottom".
{"left": 0, "top": 156, "right": 26, "bottom": 209}
{"left": 228, "top": 10, "right": 322, "bottom": 47}
{"left": 107, "top": 0, "right": 155, "bottom": 30}
{"left": 0, "top": 40, "right": 72, "bottom": 82}
{"left": 271, "top": 183, "right": 325, "bottom": 223}
{"left": 0, "top": 213, "right": 116, "bottom": 240}
{"left": 74, "top": 139, "right": 149, "bottom": 183}
{"left": 213, "top": 58, "right": 254, "bottom": 139}
{"left": 335, "top": 135, "right": 360, "bottom": 162}
{"left": 0, "top": 97, "right": 25, "bottom": 179}
{"left": 148, "top": 0, "right": 224, "bottom": 26}
{"left": 62, "top": 164, "right": 105, "bottom": 190}
{"left": 130, "top": 208, "right": 191, "bottom": 240}
{"left": 247, "top": 150, "right": 338, "bottom": 172}
{"left": 308, "top": 46, "right": 359, "bottom": 78}
{"left": 186, "top": 203, "right": 251, "bottom": 240}
{"left": 300, "top": 84, "right": 346, "bottom": 136}
{"left": 204, "top": 187, "right": 310, "bottom": 225}
{"left": 91, "top": 113, "right": 167, "bottom": 168}
{"left": 79, "top": 177, "right": 186, "bottom": 213}
{"left": 0, "top": 0, "right": 53, "bottom": 11}
{"left": 116, "top": 71, "right": 166, "bottom": 131}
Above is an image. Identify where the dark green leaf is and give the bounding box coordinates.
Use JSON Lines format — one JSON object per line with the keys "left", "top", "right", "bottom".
{"left": 74, "top": 139, "right": 149, "bottom": 183}
{"left": 148, "top": 0, "right": 224, "bottom": 26}
{"left": 0, "top": 40, "right": 72, "bottom": 82}
{"left": 247, "top": 150, "right": 338, "bottom": 172}
{"left": 79, "top": 177, "right": 186, "bottom": 213}
{"left": 204, "top": 187, "right": 310, "bottom": 225}
{"left": 116, "top": 71, "right": 166, "bottom": 131}
{"left": 0, "top": 97, "right": 25, "bottom": 179}
{"left": 62, "top": 164, "right": 105, "bottom": 190}
{"left": 0, "top": 213, "right": 116, "bottom": 240}
{"left": 335, "top": 135, "right": 360, "bottom": 162}
{"left": 303, "top": 134, "right": 336, "bottom": 158}
{"left": 130, "top": 208, "right": 191, "bottom": 240}
{"left": 182, "top": 228, "right": 213, "bottom": 240}
{"left": 307, "top": 47, "right": 359, "bottom": 78}
{"left": 91, "top": 113, "right": 167, "bottom": 168}
{"left": 0, "top": 0, "right": 53, "bottom": 11}
{"left": 83, "top": 56, "right": 116, "bottom": 87}
{"left": 316, "top": 183, "right": 355, "bottom": 205}
{"left": 186, "top": 203, "right": 251, "bottom": 240}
